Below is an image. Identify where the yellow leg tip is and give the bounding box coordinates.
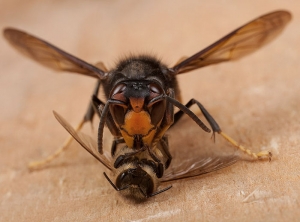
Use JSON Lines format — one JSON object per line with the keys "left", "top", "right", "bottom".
{"left": 219, "top": 131, "right": 272, "bottom": 161}
{"left": 28, "top": 161, "right": 47, "bottom": 171}
{"left": 28, "top": 119, "right": 85, "bottom": 171}
{"left": 256, "top": 151, "right": 272, "bottom": 161}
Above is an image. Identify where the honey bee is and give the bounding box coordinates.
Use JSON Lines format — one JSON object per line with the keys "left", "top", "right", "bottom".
{"left": 53, "top": 111, "right": 237, "bottom": 198}
{"left": 4, "top": 10, "right": 291, "bottom": 198}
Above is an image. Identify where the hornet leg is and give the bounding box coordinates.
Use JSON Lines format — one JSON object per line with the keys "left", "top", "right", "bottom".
{"left": 28, "top": 80, "right": 102, "bottom": 170}
{"left": 173, "top": 98, "right": 271, "bottom": 161}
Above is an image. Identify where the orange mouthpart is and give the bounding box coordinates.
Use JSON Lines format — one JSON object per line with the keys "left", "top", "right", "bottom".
{"left": 129, "top": 97, "right": 145, "bottom": 113}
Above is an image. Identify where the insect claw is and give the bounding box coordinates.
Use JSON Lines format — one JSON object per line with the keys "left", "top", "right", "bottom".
{"left": 211, "top": 132, "right": 216, "bottom": 143}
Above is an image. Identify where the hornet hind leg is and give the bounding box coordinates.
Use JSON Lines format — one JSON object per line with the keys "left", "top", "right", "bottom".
{"left": 28, "top": 80, "right": 102, "bottom": 170}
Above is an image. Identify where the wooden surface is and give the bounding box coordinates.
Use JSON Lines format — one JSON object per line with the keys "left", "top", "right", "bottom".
{"left": 1, "top": 1, "right": 299, "bottom": 221}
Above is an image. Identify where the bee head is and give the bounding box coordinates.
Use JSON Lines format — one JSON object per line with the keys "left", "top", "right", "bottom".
{"left": 104, "top": 154, "right": 171, "bottom": 199}
{"left": 115, "top": 165, "right": 155, "bottom": 198}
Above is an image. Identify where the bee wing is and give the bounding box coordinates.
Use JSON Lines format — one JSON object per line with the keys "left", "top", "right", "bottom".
{"left": 3, "top": 28, "right": 106, "bottom": 79}
{"left": 172, "top": 10, "right": 291, "bottom": 74}
{"left": 53, "top": 111, "right": 113, "bottom": 171}
{"left": 161, "top": 155, "right": 238, "bottom": 182}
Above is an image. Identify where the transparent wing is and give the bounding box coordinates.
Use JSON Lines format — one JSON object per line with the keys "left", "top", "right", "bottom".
{"left": 172, "top": 10, "right": 292, "bottom": 74}
{"left": 3, "top": 28, "right": 106, "bottom": 79}
{"left": 161, "top": 155, "right": 238, "bottom": 182}
{"left": 53, "top": 111, "right": 113, "bottom": 170}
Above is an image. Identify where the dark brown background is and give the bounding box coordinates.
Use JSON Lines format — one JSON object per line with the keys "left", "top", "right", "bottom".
{"left": 1, "top": 1, "right": 299, "bottom": 221}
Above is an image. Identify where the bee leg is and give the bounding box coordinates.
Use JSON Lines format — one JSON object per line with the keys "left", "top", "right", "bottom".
{"left": 28, "top": 80, "right": 102, "bottom": 170}
{"left": 141, "top": 159, "right": 164, "bottom": 178}
{"left": 160, "top": 136, "right": 172, "bottom": 169}
{"left": 156, "top": 162, "right": 164, "bottom": 178}
{"left": 110, "top": 138, "right": 125, "bottom": 157}
{"left": 174, "top": 98, "right": 272, "bottom": 161}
